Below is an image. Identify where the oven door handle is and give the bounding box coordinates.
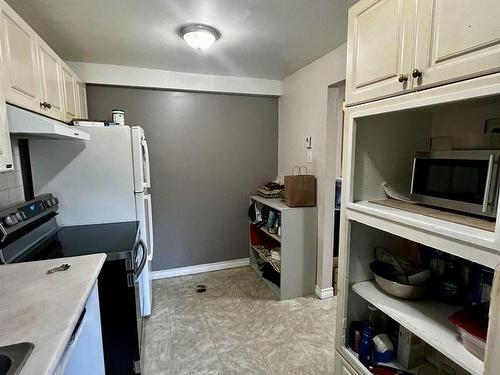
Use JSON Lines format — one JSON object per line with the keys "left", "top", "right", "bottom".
{"left": 134, "top": 239, "right": 148, "bottom": 276}
{"left": 482, "top": 154, "right": 495, "bottom": 213}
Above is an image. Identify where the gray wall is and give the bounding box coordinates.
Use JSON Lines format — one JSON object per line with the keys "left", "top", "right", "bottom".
{"left": 86, "top": 85, "right": 278, "bottom": 270}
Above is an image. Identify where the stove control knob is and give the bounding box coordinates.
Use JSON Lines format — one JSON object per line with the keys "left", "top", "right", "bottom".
{"left": 4, "top": 214, "right": 19, "bottom": 226}
{"left": 45, "top": 198, "right": 58, "bottom": 207}
{"left": 15, "top": 213, "right": 23, "bottom": 221}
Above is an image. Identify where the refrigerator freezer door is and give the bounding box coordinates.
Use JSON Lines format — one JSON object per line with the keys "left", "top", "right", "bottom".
{"left": 131, "top": 126, "right": 151, "bottom": 193}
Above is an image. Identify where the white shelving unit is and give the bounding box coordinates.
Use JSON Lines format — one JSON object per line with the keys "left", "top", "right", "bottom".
{"left": 249, "top": 195, "right": 317, "bottom": 300}
{"left": 335, "top": 22, "right": 500, "bottom": 373}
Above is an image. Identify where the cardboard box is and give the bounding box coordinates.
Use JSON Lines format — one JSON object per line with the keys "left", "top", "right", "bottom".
{"left": 397, "top": 326, "right": 425, "bottom": 369}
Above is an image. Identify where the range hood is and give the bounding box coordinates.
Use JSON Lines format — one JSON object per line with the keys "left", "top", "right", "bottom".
{"left": 7, "top": 104, "right": 90, "bottom": 140}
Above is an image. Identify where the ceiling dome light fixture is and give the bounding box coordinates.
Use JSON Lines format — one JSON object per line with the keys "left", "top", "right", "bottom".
{"left": 179, "top": 23, "right": 221, "bottom": 50}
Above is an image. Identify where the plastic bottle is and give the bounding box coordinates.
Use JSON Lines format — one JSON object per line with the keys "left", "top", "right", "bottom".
{"left": 359, "top": 323, "right": 375, "bottom": 367}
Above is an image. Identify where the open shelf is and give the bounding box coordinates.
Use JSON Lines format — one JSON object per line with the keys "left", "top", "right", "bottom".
{"left": 352, "top": 280, "right": 484, "bottom": 375}
{"left": 346, "top": 201, "right": 499, "bottom": 268}
{"left": 249, "top": 261, "right": 280, "bottom": 298}
{"left": 251, "top": 245, "right": 281, "bottom": 273}
{"left": 249, "top": 195, "right": 291, "bottom": 211}
{"left": 259, "top": 226, "right": 281, "bottom": 243}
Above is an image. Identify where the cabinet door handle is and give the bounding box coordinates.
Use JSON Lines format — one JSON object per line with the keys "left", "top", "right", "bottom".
{"left": 412, "top": 68, "right": 423, "bottom": 78}
{"left": 398, "top": 74, "right": 408, "bottom": 83}
{"left": 40, "top": 101, "right": 52, "bottom": 109}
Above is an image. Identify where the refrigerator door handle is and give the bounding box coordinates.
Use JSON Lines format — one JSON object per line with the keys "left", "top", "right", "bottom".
{"left": 142, "top": 138, "right": 151, "bottom": 189}
{"left": 134, "top": 239, "right": 148, "bottom": 276}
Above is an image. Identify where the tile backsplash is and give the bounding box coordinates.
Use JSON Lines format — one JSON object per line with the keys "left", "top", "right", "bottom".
{"left": 0, "top": 138, "right": 24, "bottom": 208}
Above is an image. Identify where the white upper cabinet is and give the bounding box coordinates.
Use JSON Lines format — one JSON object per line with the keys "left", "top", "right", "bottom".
{"left": 0, "top": 4, "right": 41, "bottom": 113}
{"left": 62, "top": 64, "right": 77, "bottom": 122}
{"left": 346, "top": 0, "right": 500, "bottom": 105}
{"left": 414, "top": 0, "right": 500, "bottom": 89}
{"left": 0, "top": 0, "right": 87, "bottom": 123}
{"left": 346, "top": 0, "right": 417, "bottom": 105}
{"left": 37, "top": 37, "right": 65, "bottom": 121}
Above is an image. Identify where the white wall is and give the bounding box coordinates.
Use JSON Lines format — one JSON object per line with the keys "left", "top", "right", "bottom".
{"left": 278, "top": 43, "right": 347, "bottom": 293}
{"left": 0, "top": 138, "right": 24, "bottom": 206}
{"left": 431, "top": 96, "right": 500, "bottom": 136}
{"left": 278, "top": 44, "right": 346, "bottom": 176}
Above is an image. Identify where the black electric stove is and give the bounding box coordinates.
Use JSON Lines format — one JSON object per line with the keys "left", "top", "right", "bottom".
{"left": 0, "top": 195, "right": 146, "bottom": 374}
{"left": 19, "top": 220, "right": 140, "bottom": 263}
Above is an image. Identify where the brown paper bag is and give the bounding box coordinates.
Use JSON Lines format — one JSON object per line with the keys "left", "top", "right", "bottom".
{"left": 284, "top": 166, "right": 316, "bottom": 207}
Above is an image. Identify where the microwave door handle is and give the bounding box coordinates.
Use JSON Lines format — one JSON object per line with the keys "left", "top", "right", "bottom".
{"left": 410, "top": 158, "right": 417, "bottom": 194}
{"left": 482, "top": 154, "right": 495, "bottom": 213}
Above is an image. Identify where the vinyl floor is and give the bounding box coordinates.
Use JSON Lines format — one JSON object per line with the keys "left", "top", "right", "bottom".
{"left": 142, "top": 266, "right": 336, "bottom": 374}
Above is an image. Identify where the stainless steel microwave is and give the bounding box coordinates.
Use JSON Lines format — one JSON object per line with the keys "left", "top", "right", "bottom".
{"left": 410, "top": 150, "right": 500, "bottom": 218}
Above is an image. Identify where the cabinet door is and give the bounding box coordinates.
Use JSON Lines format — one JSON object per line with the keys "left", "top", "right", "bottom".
{"left": 414, "top": 0, "right": 500, "bottom": 89}
{"left": 37, "top": 38, "right": 64, "bottom": 120}
{"left": 345, "top": 0, "right": 417, "bottom": 105}
{"left": 55, "top": 283, "right": 105, "bottom": 375}
{"left": 77, "top": 81, "right": 87, "bottom": 119}
{"left": 62, "top": 65, "right": 77, "bottom": 122}
{"left": 0, "top": 6, "right": 41, "bottom": 112}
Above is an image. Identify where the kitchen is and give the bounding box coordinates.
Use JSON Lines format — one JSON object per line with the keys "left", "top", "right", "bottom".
{"left": 1, "top": 1, "right": 500, "bottom": 375}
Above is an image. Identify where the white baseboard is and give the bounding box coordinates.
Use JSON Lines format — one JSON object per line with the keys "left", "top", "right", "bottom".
{"left": 152, "top": 258, "right": 250, "bottom": 279}
{"left": 315, "top": 285, "right": 334, "bottom": 299}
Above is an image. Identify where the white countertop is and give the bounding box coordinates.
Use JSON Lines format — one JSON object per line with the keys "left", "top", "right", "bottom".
{"left": 0, "top": 254, "right": 106, "bottom": 375}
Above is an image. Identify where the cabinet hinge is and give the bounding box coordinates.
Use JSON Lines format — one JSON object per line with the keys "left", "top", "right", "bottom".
{"left": 342, "top": 100, "right": 347, "bottom": 112}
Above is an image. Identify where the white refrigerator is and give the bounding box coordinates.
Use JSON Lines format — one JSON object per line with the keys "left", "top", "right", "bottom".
{"left": 29, "top": 126, "right": 154, "bottom": 317}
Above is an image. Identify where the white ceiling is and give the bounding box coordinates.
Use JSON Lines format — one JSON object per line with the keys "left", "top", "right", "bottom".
{"left": 6, "top": 0, "right": 357, "bottom": 80}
